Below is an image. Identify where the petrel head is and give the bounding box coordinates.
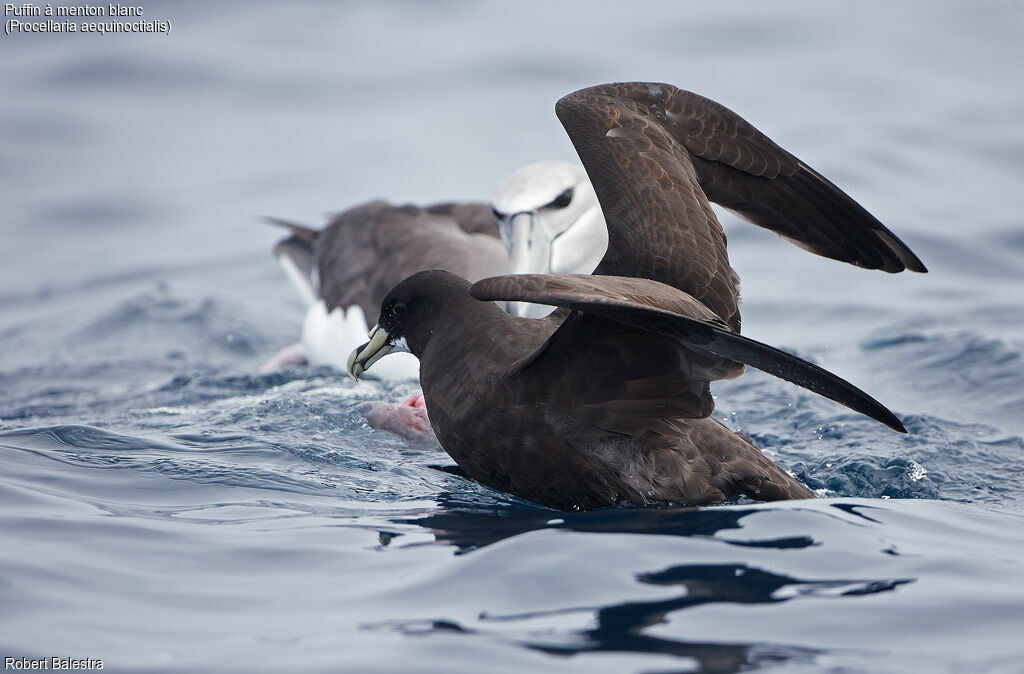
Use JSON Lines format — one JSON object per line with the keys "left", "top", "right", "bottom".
{"left": 490, "top": 161, "right": 608, "bottom": 318}
{"left": 347, "top": 271, "right": 473, "bottom": 380}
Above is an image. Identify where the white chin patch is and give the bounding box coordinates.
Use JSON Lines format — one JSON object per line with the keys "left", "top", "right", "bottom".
{"left": 302, "top": 301, "right": 419, "bottom": 381}
{"left": 389, "top": 336, "right": 411, "bottom": 354}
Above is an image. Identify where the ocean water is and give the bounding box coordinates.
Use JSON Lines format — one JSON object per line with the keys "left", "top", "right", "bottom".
{"left": 2, "top": 1, "right": 1024, "bottom": 672}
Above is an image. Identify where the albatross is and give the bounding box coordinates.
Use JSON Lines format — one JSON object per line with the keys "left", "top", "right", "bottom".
{"left": 262, "top": 160, "right": 608, "bottom": 377}
{"left": 346, "top": 82, "right": 925, "bottom": 509}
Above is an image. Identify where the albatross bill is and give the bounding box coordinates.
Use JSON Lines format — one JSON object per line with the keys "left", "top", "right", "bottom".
{"left": 266, "top": 161, "right": 610, "bottom": 375}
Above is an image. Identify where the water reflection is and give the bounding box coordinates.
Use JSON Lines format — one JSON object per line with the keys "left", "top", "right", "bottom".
{"left": 386, "top": 495, "right": 913, "bottom": 673}
{"left": 380, "top": 556, "right": 911, "bottom": 674}
{"left": 484, "top": 564, "right": 908, "bottom": 672}
{"left": 400, "top": 490, "right": 793, "bottom": 553}
{"left": 388, "top": 614, "right": 816, "bottom": 674}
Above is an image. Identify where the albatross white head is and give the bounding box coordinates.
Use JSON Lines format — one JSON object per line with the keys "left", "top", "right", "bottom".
{"left": 490, "top": 161, "right": 608, "bottom": 318}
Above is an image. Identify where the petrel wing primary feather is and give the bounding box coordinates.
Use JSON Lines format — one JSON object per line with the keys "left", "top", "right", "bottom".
{"left": 553, "top": 83, "right": 926, "bottom": 329}
{"left": 556, "top": 84, "right": 742, "bottom": 329}
{"left": 471, "top": 273, "right": 906, "bottom": 433}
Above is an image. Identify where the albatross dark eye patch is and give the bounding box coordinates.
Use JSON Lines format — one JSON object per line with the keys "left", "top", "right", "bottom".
{"left": 549, "top": 188, "right": 573, "bottom": 209}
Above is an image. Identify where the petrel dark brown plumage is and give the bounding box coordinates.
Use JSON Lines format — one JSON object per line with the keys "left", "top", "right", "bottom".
{"left": 347, "top": 82, "right": 923, "bottom": 510}
{"left": 355, "top": 269, "right": 899, "bottom": 508}
{"left": 555, "top": 83, "right": 926, "bottom": 330}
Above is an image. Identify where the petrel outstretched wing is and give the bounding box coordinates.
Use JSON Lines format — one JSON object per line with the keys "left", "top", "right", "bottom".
{"left": 554, "top": 82, "right": 926, "bottom": 328}
{"left": 472, "top": 273, "right": 906, "bottom": 433}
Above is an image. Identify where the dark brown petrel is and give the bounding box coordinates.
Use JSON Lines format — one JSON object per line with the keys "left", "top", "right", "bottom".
{"left": 346, "top": 82, "right": 925, "bottom": 510}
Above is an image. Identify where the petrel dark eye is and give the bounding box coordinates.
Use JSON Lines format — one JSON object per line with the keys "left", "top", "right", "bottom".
{"left": 491, "top": 207, "right": 504, "bottom": 221}
{"left": 550, "top": 188, "right": 573, "bottom": 209}
{"left": 392, "top": 302, "right": 406, "bottom": 316}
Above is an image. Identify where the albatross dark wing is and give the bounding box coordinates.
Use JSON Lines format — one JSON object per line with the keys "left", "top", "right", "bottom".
{"left": 424, "top": 202, "right": 501, "bottom": 238}
{"left": 472, "top": 274, "right": 907, "bottom": 433}
{"left": 266, "top": 217, "right": 319, "bottom": 287}
{"left": 310, "top": 200, "right": 508, "bottom": 323}
{"left": 554, "top": 84, "right": 926, "bottom": 313}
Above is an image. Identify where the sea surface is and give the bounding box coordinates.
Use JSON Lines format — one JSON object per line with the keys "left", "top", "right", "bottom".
{"left": 2, "top": 2, "right": 1024, "bottom": 672}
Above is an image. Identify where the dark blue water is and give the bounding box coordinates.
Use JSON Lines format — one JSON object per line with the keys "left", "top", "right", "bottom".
{"left": 3, "top": 2, "right": 1024, "bottom": 672}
